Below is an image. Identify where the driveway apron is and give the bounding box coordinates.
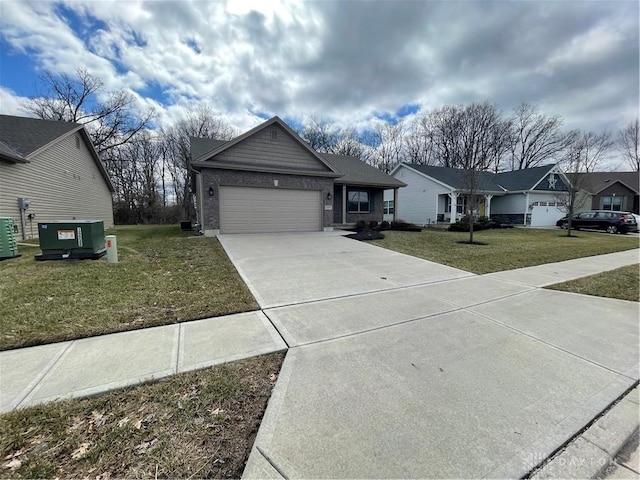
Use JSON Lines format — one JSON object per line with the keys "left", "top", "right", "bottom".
{"left": 217, "top": 232, "right": 639, "bottom": 479}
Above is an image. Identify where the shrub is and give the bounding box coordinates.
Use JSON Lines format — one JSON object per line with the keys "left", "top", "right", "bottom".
{"left": 391, "top": 220, "right": 422, "bottom": 232}
{"left": 355, "top": 220, "right": 367, "bottom": 231}
{"left": 369, "top": 220, "right": 378, "bottom": 230}
{"left": 380, "top": 220, "right": 390, "bottom": 231}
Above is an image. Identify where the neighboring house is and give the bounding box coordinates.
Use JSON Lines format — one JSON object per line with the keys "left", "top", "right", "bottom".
{"left": 0, "top": 115, "right": 115, "bottom": 239}
{"left": 577, "top": 172, "right": 639, "bottom": 214}
{"left": 190, "top": 116, "right": 405, "bottom": 235}
{"left": 386, "top": 163, "right": 571, "bottom": 227}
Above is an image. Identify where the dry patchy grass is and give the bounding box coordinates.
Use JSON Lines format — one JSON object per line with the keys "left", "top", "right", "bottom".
{"left": 546, "top": 264, "right": 640, "bottom": 302}
{"left": 0, "top": 225, "right": 258, "bottom": 350}
{"left": 0, "top": 353, "right": 284, "bottom": 479}
{"left": 371, "top": 228, "right": 639, "bottom": 274}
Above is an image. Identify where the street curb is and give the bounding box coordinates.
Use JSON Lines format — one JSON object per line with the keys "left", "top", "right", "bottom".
{"left": 530, "top": 385, "right": 639, "bottom": 479}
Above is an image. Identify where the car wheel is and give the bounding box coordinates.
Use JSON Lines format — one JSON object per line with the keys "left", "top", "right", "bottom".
{"left": 560, "top": 221, "right": 568, "bottom": 229}
{"left": 606, "top": 225, "right": 618, "bottom": 234}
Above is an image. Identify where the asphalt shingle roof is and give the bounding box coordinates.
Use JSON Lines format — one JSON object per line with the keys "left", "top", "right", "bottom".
{"left": 404, "top": 163, "right": 557, "bottom": 192}
{"left": 190, "top": 136, "right": 404, "bottom": 187}
{"left": 576, "top": 172, "right": 639, "bottom": 194}
{"left": 189, "top": 137, "right": 227, "bottom": 161}
{"left": 405, "top": 164, "right": 502, "bottom": 191}
{"left": 321, "top": 153, "right": 405, "bottom": 187}
{"left": 0, "top": 114, "right": 81, "bottom": 160}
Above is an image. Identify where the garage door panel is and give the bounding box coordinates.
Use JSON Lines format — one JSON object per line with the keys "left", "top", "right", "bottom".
{"left": 220, "top": 186, "right": 322, "bottom": 234}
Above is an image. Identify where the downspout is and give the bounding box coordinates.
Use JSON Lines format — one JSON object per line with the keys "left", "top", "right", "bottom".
{"left": 342, "top": 185, "right": 347, "bottom": 225}
{"left": 189, "top": 165, "right": 203, "bottom": 233}
{"left": 393, "top": 187, "right": 399, "bottom": 222}
{"left": 524, "top": 192, "right": 530, "bottom": 226}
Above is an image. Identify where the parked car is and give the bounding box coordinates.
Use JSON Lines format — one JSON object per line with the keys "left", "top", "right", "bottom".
{"left": 556, "top": 210, "right": 637, "bottom": 234}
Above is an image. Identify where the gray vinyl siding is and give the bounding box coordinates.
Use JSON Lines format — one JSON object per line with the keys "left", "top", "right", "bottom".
{"left": 0, "top": 132, "right": 114, "bottom": 239}
{"left": 393, "top": 166, "right": 450, "bottom": 225}
{"left": 212, "top": 125, "right": 333, "bottom": 173}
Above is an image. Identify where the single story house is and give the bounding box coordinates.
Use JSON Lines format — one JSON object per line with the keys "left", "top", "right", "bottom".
{"left": 190, "top": 116, "right": 405, "bottom": 235}
{"left": 577, "top": 172, "right": 639, "bottom": 214}
{"left": 385, "top": 163, "right": 571, "bottom": 227}
{"left": 0, "top": 114, "right": 115, "bottom": 239}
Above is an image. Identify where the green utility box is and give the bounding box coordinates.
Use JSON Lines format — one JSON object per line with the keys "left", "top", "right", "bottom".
{"left": 0, "top": 217, "right": 20, "bottom": 260}
{"left": 35, "top": 220, "right": 106, "bottom": 261}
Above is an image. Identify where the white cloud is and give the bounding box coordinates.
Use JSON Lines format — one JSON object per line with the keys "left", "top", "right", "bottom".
{"left": 0, "top": 87, "right": 30, "bottom": 116}
{"left": 0, "top": 0, "right": 637, "bottom": 137}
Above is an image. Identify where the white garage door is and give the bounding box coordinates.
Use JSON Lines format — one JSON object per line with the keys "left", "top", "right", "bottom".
{"left": 219, "top": 186, "right": 322, "bottom": 234}
{"left": 531, "top": 204, "right": 565, "bottom": 227}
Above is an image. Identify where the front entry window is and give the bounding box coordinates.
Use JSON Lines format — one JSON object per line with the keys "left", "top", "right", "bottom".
{"left": 348, "top": 191, "right": 370, "bottom": 213}
{"left": 602, "top": 196, "right": 622, "bottom": 211}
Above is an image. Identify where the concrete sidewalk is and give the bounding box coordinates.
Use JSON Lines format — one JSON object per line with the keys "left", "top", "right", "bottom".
{"left": 485, "top": 248, "right": 639, "bottom": 287}
{"left": 0, "top": 311, "right": 286, "bottom": 412}
{"left": 1, "top": 234, "right": 637, "bottom": 478}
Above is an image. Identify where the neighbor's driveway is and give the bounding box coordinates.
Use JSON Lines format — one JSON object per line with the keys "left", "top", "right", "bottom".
{"left": 218, "top": 232, "right": 639, "bottom": 479}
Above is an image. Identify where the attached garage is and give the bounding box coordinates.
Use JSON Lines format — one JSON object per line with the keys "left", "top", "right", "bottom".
{"left": 530, "top": 203, "right": 565, "bottom": 227}
{"left": 219, "top": 186, "right": 322, "bottom": 234}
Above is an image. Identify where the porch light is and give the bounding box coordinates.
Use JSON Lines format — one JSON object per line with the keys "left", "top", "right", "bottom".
{"left": 327, "top": 191, "right": 332, "bottom": 201}
{"left": 208, "top": 186, "right": 214, "bottom": 197}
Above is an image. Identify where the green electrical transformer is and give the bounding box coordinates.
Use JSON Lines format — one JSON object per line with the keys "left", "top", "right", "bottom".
{"left": 0, "top": 218, "right": 20, "bottom": 260}
{"left": 35, "top": 220, "right": 106, "bottom": 261}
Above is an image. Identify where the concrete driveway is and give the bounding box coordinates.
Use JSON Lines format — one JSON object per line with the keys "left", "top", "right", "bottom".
{"left": 218, "top": 232, "right": 639, "bottom": 478}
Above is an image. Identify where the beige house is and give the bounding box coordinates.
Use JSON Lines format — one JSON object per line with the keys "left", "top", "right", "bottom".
{"left": 0, "top": 115, "right": 114, "bottom": 239}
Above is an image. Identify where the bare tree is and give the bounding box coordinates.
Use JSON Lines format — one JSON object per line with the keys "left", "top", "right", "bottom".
{"left": 161, "top": 105, "right": 236, "bottom": 219}
{"left": 618, "top": 119, "right": 640, "bottom": 171}
{"left": 555, "top": 137, "right": 589, "bottom": 237}
{"left": 426, "top": 103, "right": 509, "bottom": 242}
{"left": 366, "top": 121, "right": 405, "bottom": 173}
{"left": 24, "top": 68, "right": 155, "bottom": 155}
{"left": 555, "top": 130, "right": 612, "bottom": 236}
{"left": 578, "top": 130, "right": 614, "bottom": 172}
{"left": 507, "top": 102, "right": 573, "bottom": 171}
{"left": 103, "top": 132, "right": 163, "bottom": 224}
{"left": 404, "top": 112, "right": 435, "bottom": 165}
{"left": 298, "top": 115, "right": 341, "bottom": 153}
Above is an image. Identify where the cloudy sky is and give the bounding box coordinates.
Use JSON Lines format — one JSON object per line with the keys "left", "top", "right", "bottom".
{"left": 0, "top": 0, "right": 638, "bottom": 135}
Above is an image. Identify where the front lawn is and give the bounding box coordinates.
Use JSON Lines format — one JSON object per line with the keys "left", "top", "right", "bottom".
{"left": 0, "top": 225, "right": 258, "bottom": 350}
{"left": 370, "top": 228, "right": 639, "bottom": 274}
{"left": 546, "top": 264, "right": 640, "bottom": 302}
{"left": 0, "top": 352, "right": 284, "bottom": 479}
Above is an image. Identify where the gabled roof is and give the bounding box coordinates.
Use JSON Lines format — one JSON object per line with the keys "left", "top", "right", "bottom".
{"left": 321, "top": 153, "right": 406, "bottom": 188}
{"left": 398, "top": 163, "right": 560, "bottom": 193}
{"left": 493, "top": 165, "right": 556, "bottom": 191}
{"left": 0, "top": 114, "right": 81, "bottom": 161}
{"left": 192, "top": 116, "right": 340, "bottom": 175}
{"left": 576, "top": 172, "right": 639, "bottom": 194}
{"left": 0, "top": 114, "right": 114, "bottom": 192}
{"left": 401, "top": 164, "right": 503, "bottom": 191}
{"left": 190, "top": 137, "right": 227, "bottom": 161}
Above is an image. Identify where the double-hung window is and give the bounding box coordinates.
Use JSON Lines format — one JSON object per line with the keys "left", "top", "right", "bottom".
{"left": 348, "top": 191, "right": 370, "bottom": 213}
{"left": 602, "top": 196, "right": 622, "bottom": 211}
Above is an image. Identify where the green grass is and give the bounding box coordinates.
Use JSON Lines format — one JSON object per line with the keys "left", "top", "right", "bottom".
{"left": 0, "top": 225, "right": 258, "bottom": 350}
{"left": 370, "top": 228, "right": 639, "bottom": 274}
{"left": 0, "top": 352, "right": 284, "bottom": 479}
{"left": 546, "top": 264, "right": 640, "bottom": 302}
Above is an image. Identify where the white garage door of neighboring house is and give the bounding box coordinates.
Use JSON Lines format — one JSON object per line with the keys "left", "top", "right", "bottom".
{"left": 530, "top": 204, "right": 565, "bottom": 227}
{"left": 219, "top": 186, "right": 322, "bottom": 234}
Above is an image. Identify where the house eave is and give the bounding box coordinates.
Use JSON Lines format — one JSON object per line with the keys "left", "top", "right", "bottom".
{"left": 191, "top": 161, "right": 343, "bottom": 178}
{"left": 334, "top": 179, "right": 406, "bottom": 188}
{"left": 194, "top": 116, "right": 341, "bottom": 175}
